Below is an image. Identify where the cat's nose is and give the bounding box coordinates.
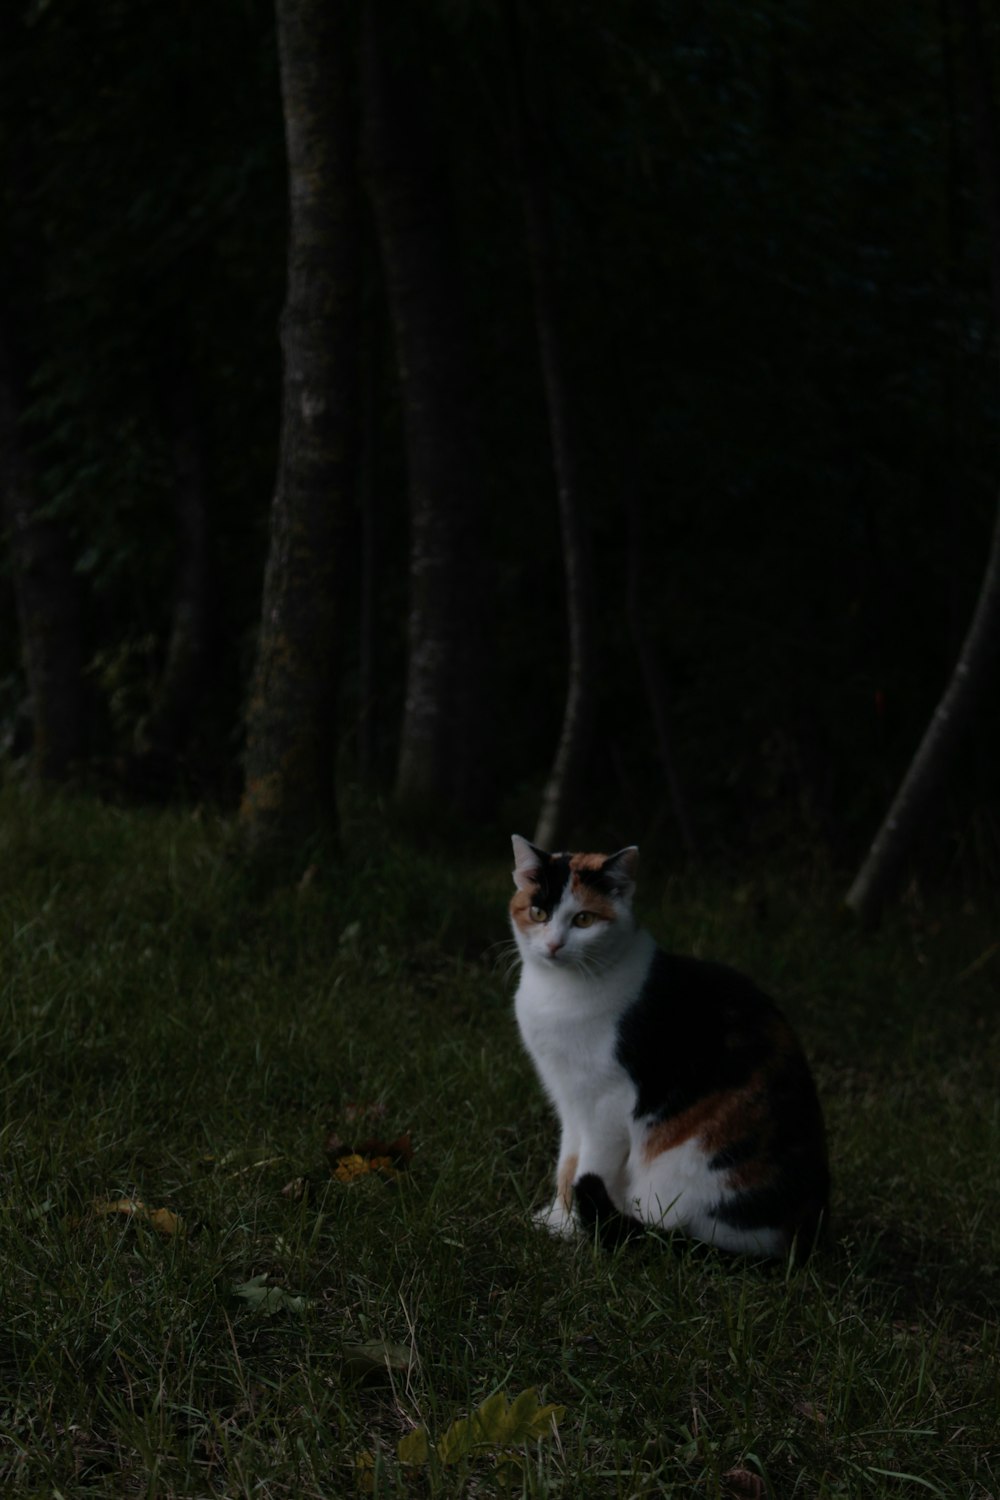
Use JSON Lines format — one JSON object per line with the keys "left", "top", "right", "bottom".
{"left": 546, "top": 938, "right": 564, "bottom": 957}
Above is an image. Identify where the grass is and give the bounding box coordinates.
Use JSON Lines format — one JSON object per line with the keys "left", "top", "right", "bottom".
{"left": 0, "top": 785, "right": 998, "bottom": 1498}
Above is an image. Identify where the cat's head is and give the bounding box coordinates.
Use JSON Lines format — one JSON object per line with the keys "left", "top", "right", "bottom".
{"left": 509, "top": 834, "right": 639, "bottom": 971}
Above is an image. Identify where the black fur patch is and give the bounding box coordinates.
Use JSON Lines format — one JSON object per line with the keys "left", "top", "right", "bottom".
{"left": 615, "top": 949, "right": 829, "bottom": 1247}
{"left": 615, "top": 952, "right": 777, "bottom": 1119}
{"left": 574, "top": 1174, "right": 645, "bottom": 1249}
{"left": 707, "top": 1134, "right": 761, "bottom": 1173}
{"left": 710, "top": 1163, "right": 829, "bottom": 1258}
{"left": 528, "top": 854, "right": 572, "bottom": 915}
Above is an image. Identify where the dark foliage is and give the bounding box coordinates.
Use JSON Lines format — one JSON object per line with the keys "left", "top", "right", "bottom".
{"left": 1, "top": 0, "right": 998, "bottom": 876}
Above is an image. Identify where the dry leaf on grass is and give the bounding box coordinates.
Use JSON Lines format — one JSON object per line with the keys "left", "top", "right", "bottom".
{"left": 90, "top": 1197, "right": 184, "bottom": 1236}
{"left": 325, "top": 1132, "right": 413, "bottom": 1183}
{"left": 277, "top": 1127, "right": 414, "bottom": 1203}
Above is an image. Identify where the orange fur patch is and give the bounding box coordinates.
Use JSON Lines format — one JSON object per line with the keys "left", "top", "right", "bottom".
{"left": 558, "top": 1153, "right": 579, "bottom": 1211}
{"left": 642, "top": 1019, "right": 818, "bottom": 1197}
{"left": 643, "top": 1090, "right": 734, "bottom": 1160}
{"left": 569, "top": 852, "right": 608, "bottom": 873}
{"left": 509, "top": 858, "right": 619, "bottom": 923}
{"left": 642, "top": 1070, "right": 776, "bottom": 1189}
{"left": 569, "top": 876, "right": 617, "bottom": 920}
{"left": 509, "top": 889, "right": 536, "bottom": 932}
{"left": 567, "top": 851, "right": 628, "bottom": 920}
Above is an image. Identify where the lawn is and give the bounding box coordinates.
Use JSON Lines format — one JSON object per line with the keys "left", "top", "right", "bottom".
{"left": 0, "top": 787, "right": 997, "bottom": 1497}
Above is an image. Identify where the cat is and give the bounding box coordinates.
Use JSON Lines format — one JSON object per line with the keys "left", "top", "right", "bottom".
{"left": 509, "top": 834, "right": 829, "bottom": 1259}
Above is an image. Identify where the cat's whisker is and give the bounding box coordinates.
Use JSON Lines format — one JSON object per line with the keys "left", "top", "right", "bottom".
{"left": 490, "top": 939, "right": 525, "bottom": 986}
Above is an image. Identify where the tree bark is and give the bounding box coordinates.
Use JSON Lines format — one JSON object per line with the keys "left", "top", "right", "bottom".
{"left": 361, "top": 3, "right": 493, "bottom": 820}
{"left": 0, "top": 310, "right": 89, "bottom": 779}
{"left": 240, "top": 0, "right": 359, "bottom": 862}
{"left": 845, "top": 0, "right": 1000, "bottom": 924}
{"left": 507, "top": 5, "right": 595, "bottom": 851}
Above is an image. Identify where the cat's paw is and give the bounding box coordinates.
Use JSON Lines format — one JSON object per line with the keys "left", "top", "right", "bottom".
{"left": 532, "top": 1200, "right": 577, "bottom": 1238}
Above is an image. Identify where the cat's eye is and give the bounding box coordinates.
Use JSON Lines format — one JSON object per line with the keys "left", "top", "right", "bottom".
{"left": 529, "top": 905, "right": 548, "bottom": 923}
{"left": 573, "top": 911, "right": 598, "bottom": 928}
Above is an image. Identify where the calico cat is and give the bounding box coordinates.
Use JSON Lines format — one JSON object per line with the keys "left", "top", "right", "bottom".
{"left": 509, "top": 835, "right": 829, "bottom": 1259}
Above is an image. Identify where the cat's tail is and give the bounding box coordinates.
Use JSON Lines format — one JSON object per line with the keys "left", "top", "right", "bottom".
{"left": 573, "top": 1174, "right": 646, "bottom": 1250}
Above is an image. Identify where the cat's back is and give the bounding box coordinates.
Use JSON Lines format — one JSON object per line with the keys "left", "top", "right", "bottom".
{"left": 616, "top": 949, "right": 799, "bottom": 1113}
{"left": 617, "top": 945, "right": 829, "bottom": 1242}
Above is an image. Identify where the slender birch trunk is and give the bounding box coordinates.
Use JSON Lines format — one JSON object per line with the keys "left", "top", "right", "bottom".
{"left": 240, "top": 0, "right": 359, "bottom": 862}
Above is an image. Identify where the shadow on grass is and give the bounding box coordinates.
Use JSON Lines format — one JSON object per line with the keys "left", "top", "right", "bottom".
{"left": 822, "top": 1222, "right": 1000, "bottom": 1329}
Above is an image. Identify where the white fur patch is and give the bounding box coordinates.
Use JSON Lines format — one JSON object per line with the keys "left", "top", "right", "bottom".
{"left": 512, "top": 893, "right": 795, "bottom": 1258}
{"left": 511, "top": 833, "right": 542, "bottom": 891}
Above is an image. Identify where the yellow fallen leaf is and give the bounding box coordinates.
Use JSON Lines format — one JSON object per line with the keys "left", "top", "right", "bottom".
{"left": 367, "top": 1155, "right": 397, "bottom": 1178}
{"left": 90, "top": 1198, "right": 183, "bottom": 1235}
{"left": 92, "top": 1196, "right": 145, "bottom": 1218}
{"left": 147, "top": 1206, "right": 184, "bottom": 1237}
{"left": 334, "top": 1154, "right": 372, "bottom": 1183}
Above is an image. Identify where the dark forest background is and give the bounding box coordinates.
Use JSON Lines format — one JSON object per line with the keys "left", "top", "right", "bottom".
{"left": 2, "top": 0, "right": 999, "bottom": 902}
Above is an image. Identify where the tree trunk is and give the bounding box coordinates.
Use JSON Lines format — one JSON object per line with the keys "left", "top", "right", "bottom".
{"left": 507, "top": 5, "right": 595, "bottom": 852}
{"left": 361, "top": 3, "right": 494, "bottom": 821}
{"left": 0, "top": 311, "right": 89, "bottom": 779}
{"left": 240, "top": 0, "right": 359, "bottom": 862}
{"left": 845, "top": 0, "right": 1000, "bottom": 924}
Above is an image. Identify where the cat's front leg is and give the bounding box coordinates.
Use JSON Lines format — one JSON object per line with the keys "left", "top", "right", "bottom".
{"left": 533, "top": 1135, "right": 581, "bottom": 1237}
{"left": 573, "top": 1126, "right": 631, "bottom": 1213}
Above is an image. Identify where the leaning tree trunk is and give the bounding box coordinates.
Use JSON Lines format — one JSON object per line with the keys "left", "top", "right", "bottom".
{"left": 845, "top": 508, "right": 1000, "bottom": 922}
{"left": 240, "top": 0, "right": 359, "bottom": 863}
{"left": 0, "top": 310, "right": 89, "bottom": 779}
{"left": 845, "top": 0, "right": 1000, "bottom": 924}
{"left": 361, "top": 3, "right": 493, "bottom": 820}
{"left": 508, "top": 5, "right": 595, "bottom": 851}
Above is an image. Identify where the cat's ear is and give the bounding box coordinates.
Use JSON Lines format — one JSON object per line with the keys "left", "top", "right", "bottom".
{"left": 602, "top": 846, "right": 639, "bottom": 898}
{"left": 511, "top": 834, "right": 547, "bottom": 890}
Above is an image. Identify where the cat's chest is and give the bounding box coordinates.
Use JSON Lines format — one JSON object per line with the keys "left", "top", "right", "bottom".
{"left": 514, "top": 970, "right": 629, "bottom": 1100}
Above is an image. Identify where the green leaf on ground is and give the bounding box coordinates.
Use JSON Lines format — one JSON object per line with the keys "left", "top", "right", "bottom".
{"left": 342, "top": 1340, "right": 414, "bottom": 1379}
{"left": 398, "top": 1387, "right": 564, "bottom": 1468}
{"left": 232, "top": 1273, "right": 307, "bottom": 1314}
